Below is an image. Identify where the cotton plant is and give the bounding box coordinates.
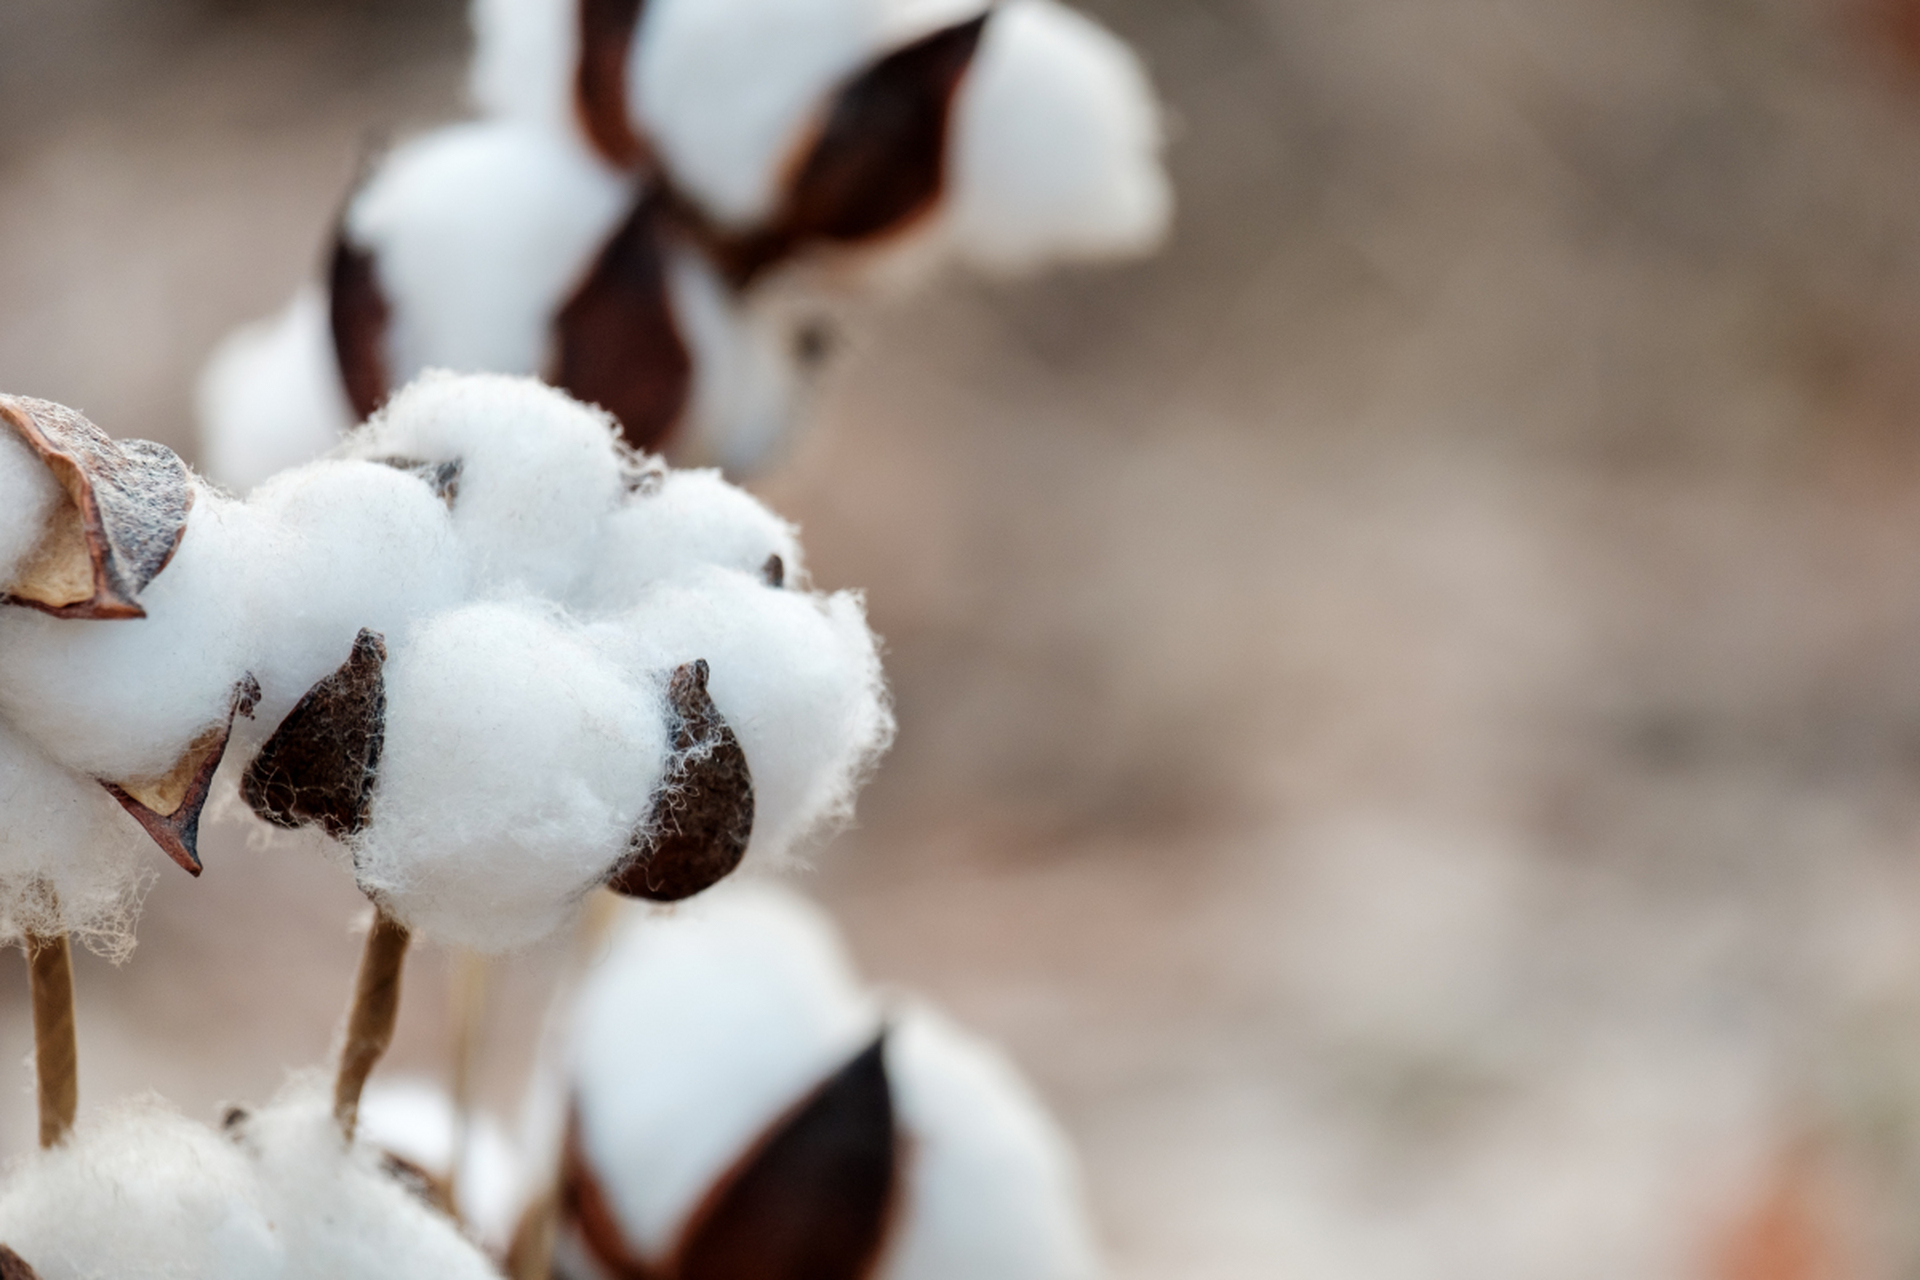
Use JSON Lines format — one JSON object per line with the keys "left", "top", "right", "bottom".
{"left": 356, "top": 1078, "right": 525, "bottom": 1251}
{"left": 534, "top": 884, "right": 1103, "bottom": 1280}
{"left": 0, "top": 374, "right": 891, "bottom": 1142}
{"left": 198, "top": 0, "right": 1171, "bottom": 486}
{"left": 0, "top": 1087, "right": 503, "bottom": 1280}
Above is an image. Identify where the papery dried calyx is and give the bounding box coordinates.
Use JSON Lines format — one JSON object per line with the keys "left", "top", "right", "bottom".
{"left": 242, "top": 629, "right": 387, "bottom": 840}
{"left": 104, "top": 675, "right": 261, "bottom": 876}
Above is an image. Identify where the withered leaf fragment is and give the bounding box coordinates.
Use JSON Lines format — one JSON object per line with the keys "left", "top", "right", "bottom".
{"left": 713, "top": 14, "right": 990, "bottom": 286}
{"left": 0, "top": 395, "right": 194, "bottom": 620}
{"left": 607, "top": 660, "right": 753, "bottom": 902}
{"left": 373, "top": 455, "right": 463, "bottom": 507}
{"left": 0, "top": 1246, "right": 41, "bottom": 1280}
{"left": 565, "top": 1034, "right": 899, "bottom": 1280}
{"left": 330, "top": 229, "right": 394, "bottom": 423}
{"left": 242, "top": 629, "right": 387, "bottom": 841}
{"left": 577, "top": 0, "right": 652, "bottom": 168}
{"left": 555, "top": 191, "right": 695, "bottom": 454}
{"left": 104, "top": 676, "right": 261, "bottom": 876}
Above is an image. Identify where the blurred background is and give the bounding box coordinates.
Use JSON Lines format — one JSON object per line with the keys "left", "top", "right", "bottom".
{"left": 15, "top": 0, "right": 1920, "bottom": 1275}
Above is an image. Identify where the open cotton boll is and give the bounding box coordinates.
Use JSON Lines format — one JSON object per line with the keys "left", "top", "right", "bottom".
{"left": 942, "top": 0, "right": 1171, "bottom": 275}
{"left": 588, "top": 567, "right": 892, "bottom": 866}
{"left": 469, "top": 0, "right": 577, "bottom": 127}
{"left": 196, "top": 287, "right": 356, "bottom": 494}
{"left": 568, "top": 885, "right": 880, "bottom": 1258}
{"left": 356, "top": 1078, "right": 525, "bottom": 1251}
{"left": 0, "top": 718, "right": 152, "bottom": 957}
{"left": 880, "top": 1006, "right": 1104, "bottom": 1280}
{"left": 0, "top": 423, "right": 61, "bottom": 586}
{"left": 240, "top": 460, "right": 466, "bottom": 739}
{"left": 353, "top": 601, "right": 671, "bottom": 951}
{"left": 579, "top": 467, "right": 803, "bottom": 612}
{"left": 347, "top": 120, "right": 633, "bottom": 381}
{"left": 350, "top": 373, "right": 627, "bottom": 598}
{"left": 0, "top": 487, "right": 261, "bottom": 782}
{"left": 0, "top": 1103, "right": 283, "bottom": 1280}
{"left": 632, "top": 0, "right": 897, "bottom": 226}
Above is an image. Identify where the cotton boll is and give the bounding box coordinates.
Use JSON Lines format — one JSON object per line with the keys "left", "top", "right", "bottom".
{"left": 568, "top": 886, "right": 880, "bottom": 1257}
{"left": 241, "top": 460, "right": 467, "bottom": 739}
{"left": 579, "top": 467, "right": 803, "bottom": 613}
{"left": 0, "top": 718, "right": 153, "bottom": 958}
{"left": 470, "top": 0, "right": 578, "bottom": 127}
{"left": 943, "top": 0, "right": 1171, "bottom": 275}
{"left": 631, "top": 0, "right": 895, "bottom": 226}
{"left": 588, "top": 567, "right": 893, "bottom": 867}
{"left": 880, "top": 1006, "right": 1104, "bottom": 1280}
{"left": 350, "top": 373, "right": 628, "bottom": 598}
{"left": 0, "top": 487, "right": 262, "bottom": 782}
{"left": 197, "top": 288, "right": 357, "bottom": 493}
{"left": 357, "top": 1078, "right": 524, "bottom": 1251}
{"left": 354, "top": 601, "right": 671, "bottom": 951}
{"left": 0, "top": 422, "right": 60, "bottom": 587}
{"left": 347, "top": 120, "right": 633, "bottom": 382}
{"left": 0, "top": 1103, "right": 285, "bottom": 1280}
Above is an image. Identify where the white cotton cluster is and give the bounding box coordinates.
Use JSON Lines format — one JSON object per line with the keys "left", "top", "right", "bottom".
{"left": 2, "top": 375, "right": 891, "bottom": 953}
{"left": 0, "top": 425, "right": 61, "bottom": 587}
{"left": 356, "top": 1078, "right": 524, "bottom": 1251}
{"left": 0, "top": 1089, "right": 500, "bottom": 1280}
{"left": 196, "top": 288, "right": 355, "bottom": 493}
{"left": 561, "top": 885, "right": 1103, "bottom": 1280}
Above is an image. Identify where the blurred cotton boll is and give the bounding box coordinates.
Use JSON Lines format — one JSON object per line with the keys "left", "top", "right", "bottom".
{"left": 355, "top": 1078, "right": 525, "bottom": 1252}
{"left": 196, "top": 288, "right": 355, "bottom": 494}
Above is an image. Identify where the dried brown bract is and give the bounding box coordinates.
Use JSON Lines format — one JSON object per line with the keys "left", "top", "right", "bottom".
{"left": 577, "top": 0, "right": 653, "bottom": 169}
{"left": 104, "top": 676, "right": 261, "bottom": 876}
{"left": 566, "top": 1033, "right": 898, "bottom": 1280}
{"left": 607, "top": 660, "right": 755, "bottom": 902}
{"left": 0, "top": 1245, "right": 41, "bottom": 1280}
{"left": 330, "top": 230, "right": 395, "bottom": 423}
{"left": 242, "top": 629, "right": 388, "bottom": 841}
{"left": 0, "top": 395, "right": 193, "bottom": 620}
{"left": 373, "top": 456, "right": 465, "bottom": 507}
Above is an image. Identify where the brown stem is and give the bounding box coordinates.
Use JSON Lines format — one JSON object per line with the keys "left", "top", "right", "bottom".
{"left": 334, "top": 905, "right": 411, "bottom": 1139}
{"left": 504, "top": 1188, "right": 560, "bottom": 1280}
{"left": 445, "top": 947, "right": 490, "bottom": 1217}
{"left": 26, "top": 932, "right": 76, "bottom": 1148}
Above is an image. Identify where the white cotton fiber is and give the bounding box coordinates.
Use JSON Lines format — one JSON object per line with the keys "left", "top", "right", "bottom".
{"left": 469, "top": 0, "right": 578, "bottom": 128}
{"left": 196, "top": 287, "right": 356, "bottom": 494}
{"left": 587, "top": 566, "right": 892, "bottom": 867}
{"left": 578, "top": 467, "right": 802, "bottom": 613}
{"left": 347, "top": 120, "right": 633, "bottom": 382}
{"left": 631, "top": 0, "right": 894, "bottom": 226}
{"left": 879, "top": 1006, "right": 1104, "bottom": 1280}
{"left": 239, "top": 459, "right": 467, "bottom": 740}
{"left": 357, "top": 1078, "right": 525, "bottom": 1252}
{"left": 350, "top": 373, "right": 628, "bottom": 599}
{"left": 0, "top": 717, "right": 153, "bottom": 957}
{"left": 353, "top": 601, "right": 671, "bottom": 951}
{"left": 942, "top": 0, "right": 1171, "bottom": 275}
{"left": 0, "top": 423, "right": 61, "bottom": 588}
{"left": 0, "top": 487, "right": 262, "bottom": 782}
{"left": 569, "top": 886, "right": 880, "bottom": 1257}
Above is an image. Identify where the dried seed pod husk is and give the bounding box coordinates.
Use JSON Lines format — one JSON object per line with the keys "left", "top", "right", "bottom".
{"left": 103, "top": 676, "right": 261, "bottom": 876}
{"left": 0, "top": 395, "right": 193, "bottom": 620}
{"left": 607, "top": 660, "right": 753, "bottom": 902}
{"left": 0, "top": 1245, "right": 40, "bottom": 1280}
{"left": 331, "top": 228, "right": 394, "bottom": 423}
{"left": 371, "top": 456, "right": 464, "bottom": 508}
{"left": 567, "top": 1033, "right": 897, "bottom": 1279}
{"left": 577, "top": 0, "right": 652, "bottom": 168}
{"left": 242, "top": 629, "right": 387, "bottom": 840}
{"left": 554, "top": 191, "right": 694, "bottom": 454}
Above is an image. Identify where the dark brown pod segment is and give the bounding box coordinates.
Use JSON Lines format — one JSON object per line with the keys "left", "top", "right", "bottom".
{"left": 242, "top": 629, "right": 387, "bottom": 841}
{"left": 330, "top": 229, "right": 394, "bottom": 424}
{"left": 0, "top": 395, "right": 194, "bottom": 620}
{"left": 0, "top": 1246, "right": 41, "bottom": 1280}
{"left": 372, "top": 455, "right": 463, "bottom": 508}
{"left": 577, "top": 0, "right": 653, "bottom": 169}
{"left": 555, "top": 190, "right": 695, "bottom": 455}
{"left": 381, "top": 1150, "right": 458, "bottom": 1218}
{"left": 606, "top": 660, "right": 753, "bottom": 903}
{"left": 712, "top": 14, "right": 990, "bottom": 287}
{"left": 103, "top": 675, "right": 261, "bottom": 877}
{"left": 762, "top": 553, "right": 785, "bottom": 588}
{"left": 565, "top": 1033, "right": 899, "bottom": 1280}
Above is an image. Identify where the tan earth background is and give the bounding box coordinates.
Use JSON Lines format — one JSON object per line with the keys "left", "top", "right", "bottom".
{"left": 15, "top": 0, "right": 1920, "bottom": 1276}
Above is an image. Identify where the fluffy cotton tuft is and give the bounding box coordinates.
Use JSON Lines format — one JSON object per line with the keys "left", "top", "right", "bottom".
{"left": 0, "top": 1089, "right": 499, "bottom": 1280}
{"left": 197, "top": 288, "right": 356, "bottom": 494}
{"left": 578, "top": 466, "right": 803, "bottom": 611}
{"left": 349, "top": 373, "right": 628, "bottom": 599}
{"left": 352, "top": 1078, "right": 525, "bottom": 1252}
{"left": 588, "top": 566, "right": 892, "bottom": 866}
{"left": 569, "top": 886, "right": 880, "bottom": 1256}
{"left": 354, "top": 601, "right": 672, "bottom": 951}
{"left": 942, "top": 0, "right": 1171, "bottom": 275}
{"left": 0, "top": 424, "right": 62, "bottom": 586}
